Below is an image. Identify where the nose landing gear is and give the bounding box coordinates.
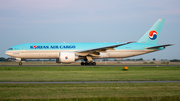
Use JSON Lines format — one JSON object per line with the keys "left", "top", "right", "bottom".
{"left": 16, "top": 58, "right": 22, "bottom": 66}
{"left": 19, "top": 62, "right": 22, "bottom": 66}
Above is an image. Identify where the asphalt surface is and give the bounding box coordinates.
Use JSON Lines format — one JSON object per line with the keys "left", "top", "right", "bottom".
{"left": 0, "top": 65, "right": 180, "bottom": 67}
{"left": 0, "top": 81, "right": 180, "bottom": 84}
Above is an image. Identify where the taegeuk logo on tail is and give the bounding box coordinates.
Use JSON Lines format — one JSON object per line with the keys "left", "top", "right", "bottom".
{"left": 149, "top": 30, "right": 158, "bottom": 40}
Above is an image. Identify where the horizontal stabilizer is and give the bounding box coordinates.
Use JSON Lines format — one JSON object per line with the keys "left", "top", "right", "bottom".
{"left": 146, "top": 44, "right": 174, "bottom": 49}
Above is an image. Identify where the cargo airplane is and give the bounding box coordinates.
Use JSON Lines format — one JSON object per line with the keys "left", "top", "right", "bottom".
{"left": 5, "top": 19, "right": 173, "bottom": 66}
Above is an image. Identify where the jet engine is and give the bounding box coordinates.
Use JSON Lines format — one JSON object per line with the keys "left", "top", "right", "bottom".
{"left": 57, "top": 52, "right": 76, "bottom": 63}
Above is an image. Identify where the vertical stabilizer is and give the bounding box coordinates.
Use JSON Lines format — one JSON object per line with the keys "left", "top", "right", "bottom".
{"left": 138, "top": 19, "right": 165, "bottom": 44}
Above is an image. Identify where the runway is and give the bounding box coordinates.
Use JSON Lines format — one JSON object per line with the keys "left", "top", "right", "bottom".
{"left": 1, "top": 81, "right": 180, "bottom": 84}
{"left": 1, "top": 65, "right": 180, "bottom": 67}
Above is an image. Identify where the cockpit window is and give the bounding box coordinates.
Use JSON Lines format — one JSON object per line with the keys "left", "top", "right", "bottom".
{"left": 8, "top": 48, "right": 13, "bottom": 50}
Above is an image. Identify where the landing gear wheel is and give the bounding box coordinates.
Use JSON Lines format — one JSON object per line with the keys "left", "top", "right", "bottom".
{"left": 85, "top": 62, "right": 89, "bottom": 66}
{"left": 19, "top": 62, "right": 22, "bottom": 66}
{"left": 92, "top": 62, "right": 96, "bottom": 66}
{"left": 89, "top": 62, "right": 92, "bottom": 66}
{"left": 81, "top": 62, "right": 85, "bottom": 66}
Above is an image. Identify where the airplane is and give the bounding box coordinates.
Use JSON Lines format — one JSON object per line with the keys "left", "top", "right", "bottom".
{"left": 5, "top": 19, "right": 173, "bottom": 66}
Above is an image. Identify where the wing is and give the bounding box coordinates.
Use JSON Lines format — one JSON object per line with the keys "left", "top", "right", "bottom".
{"left": 146, "top": 44, "right": 174, "bottom": 49}
{"left": 76, "top": 42, "right": 133, "bottom": 56}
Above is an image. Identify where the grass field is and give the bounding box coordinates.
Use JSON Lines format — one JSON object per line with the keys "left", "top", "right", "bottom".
{"left": 0, "top": 66, "right": 180, "bottom": 100}
{"left": 0, "top": 66, "right": 180, "bottom": 81}
{"left": 0, "top": 83, "right": 180, "bottom": 100}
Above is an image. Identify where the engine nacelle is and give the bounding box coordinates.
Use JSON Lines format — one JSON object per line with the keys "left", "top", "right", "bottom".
{"left": 58, "top": 52, "right": 76, "bottom": 63}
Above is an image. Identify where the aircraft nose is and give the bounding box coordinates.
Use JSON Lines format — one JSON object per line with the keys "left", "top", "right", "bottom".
{"left": 5, "top": 51, "right": 13, "bottom": 56}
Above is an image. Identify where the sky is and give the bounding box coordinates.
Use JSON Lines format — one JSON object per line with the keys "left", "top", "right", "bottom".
{"left": 0, "top": 0, "right": 180, "bottom": 60}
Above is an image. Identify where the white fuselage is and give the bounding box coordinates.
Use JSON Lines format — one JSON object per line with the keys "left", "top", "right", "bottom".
{"left": 5, "top": 49, "right": 156, "bottom": 59}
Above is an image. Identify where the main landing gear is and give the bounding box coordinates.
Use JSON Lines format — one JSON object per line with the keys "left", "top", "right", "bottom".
{"left": 80, "top": 56, "right": 96, "bottom": 66}
{"left": 81, "top": 61, "right": 96, "bottom": 66}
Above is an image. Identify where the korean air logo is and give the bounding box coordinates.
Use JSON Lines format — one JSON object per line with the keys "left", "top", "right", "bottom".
{"left": 33, "top": 45, "right": 37, "bottom": 49}
{"left": 65, "top": 56, "right": 68, "bottom": 59}
{"left": 149, "top": 30, "right": 158, "bottom": 40}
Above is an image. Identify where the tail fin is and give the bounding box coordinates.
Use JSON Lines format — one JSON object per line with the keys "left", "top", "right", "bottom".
{"left": 138, "top": 19, "right": 165, "bottom": 44}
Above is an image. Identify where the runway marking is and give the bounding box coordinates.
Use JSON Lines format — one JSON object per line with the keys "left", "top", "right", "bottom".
{"left": 0, "top": 81, "right": 180, "bottom": 84}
